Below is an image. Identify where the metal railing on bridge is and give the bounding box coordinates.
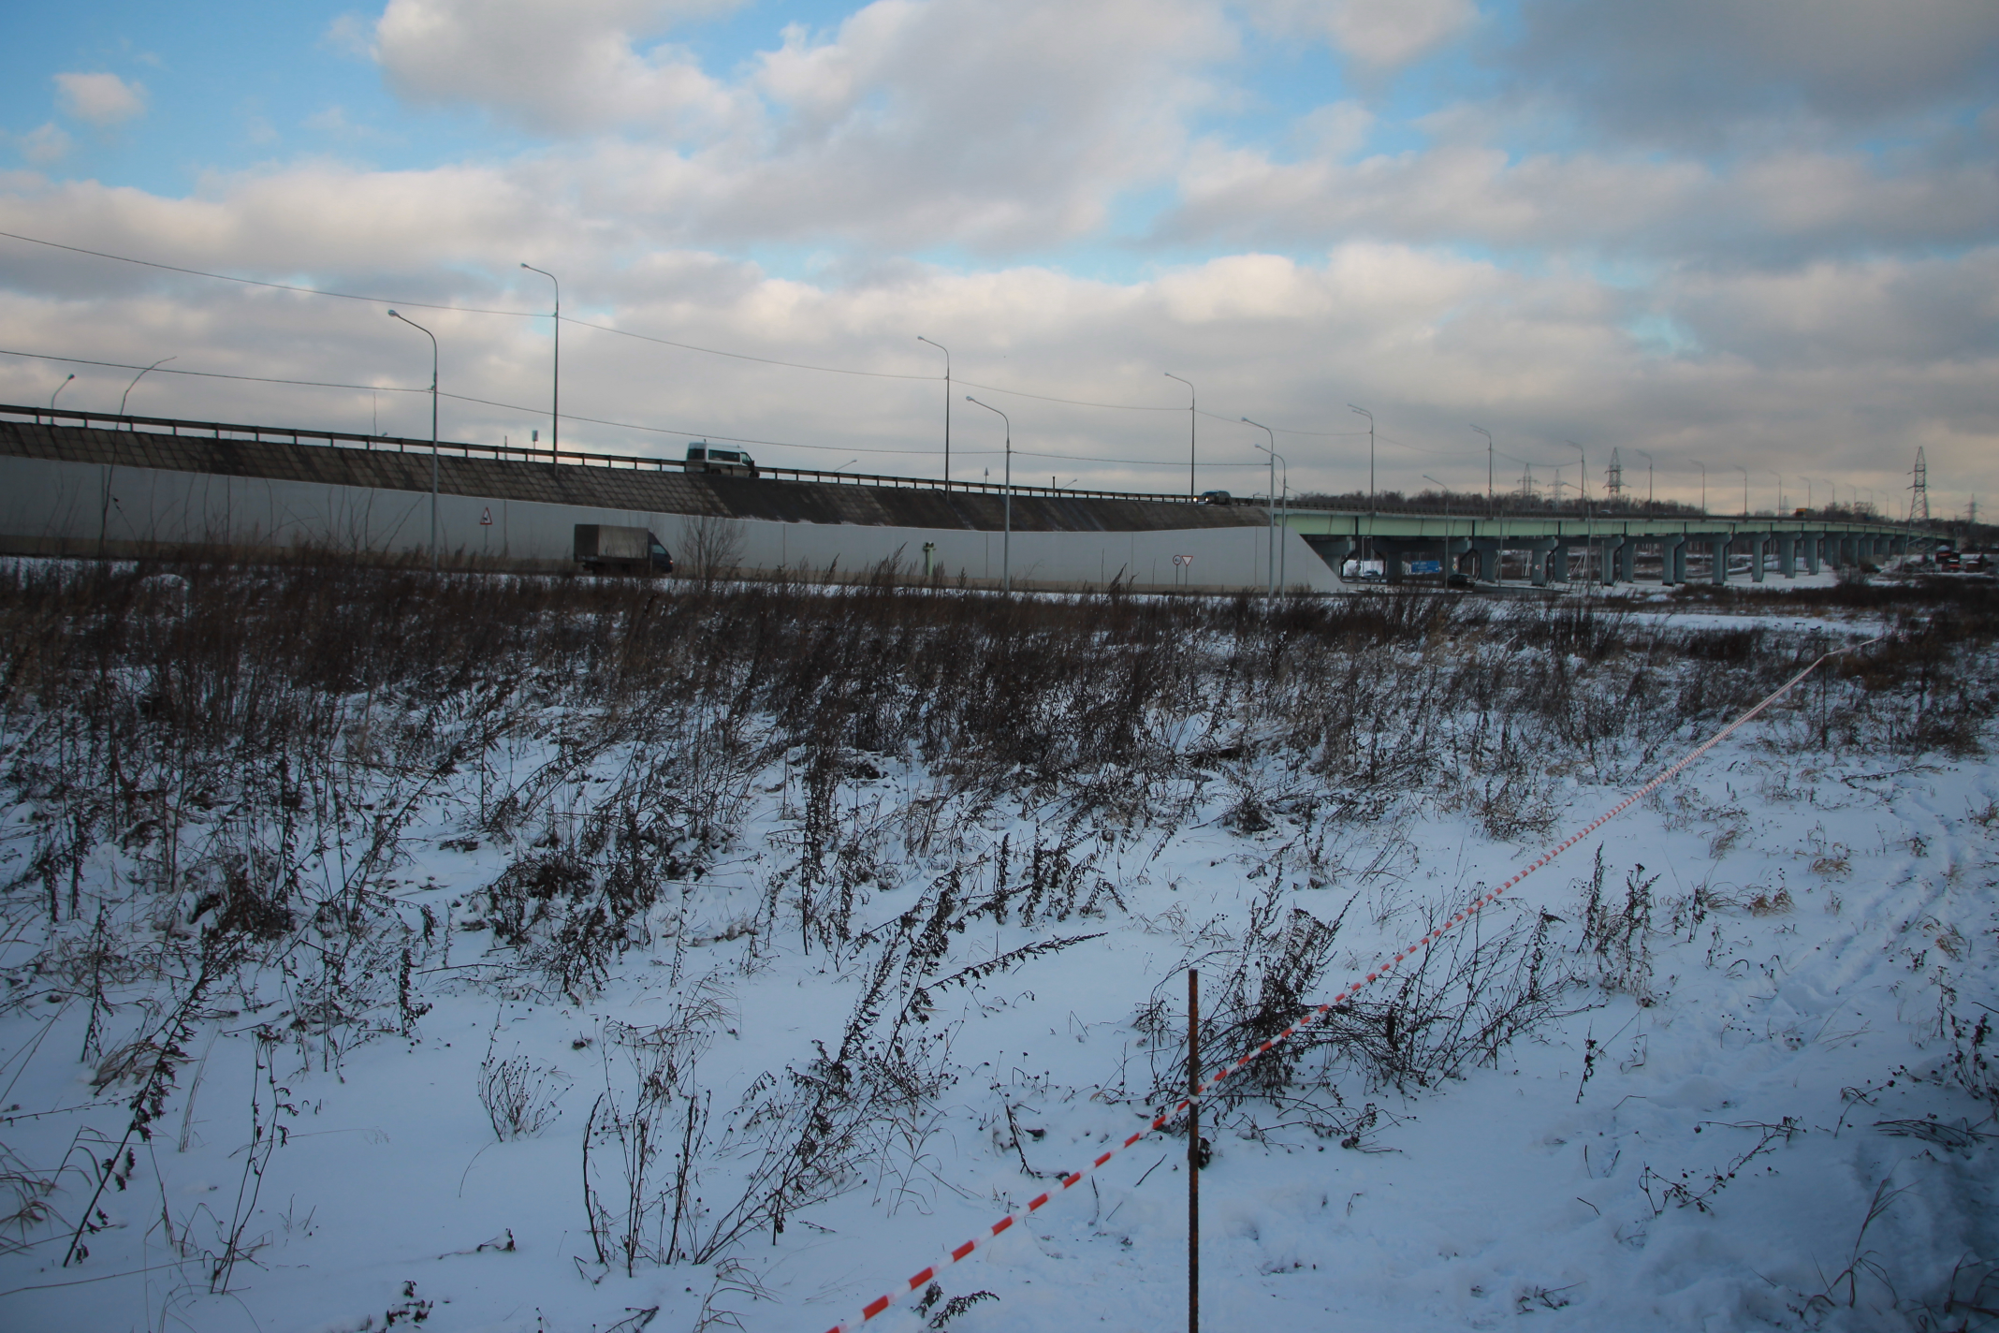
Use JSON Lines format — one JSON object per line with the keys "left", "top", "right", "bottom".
{"left": 0, "top": 403, "right": 1207, "bottom": 507}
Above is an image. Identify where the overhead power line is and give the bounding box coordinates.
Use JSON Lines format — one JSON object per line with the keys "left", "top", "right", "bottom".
{"left": 0, "top": 346, "right": 1262, "bottom": 468}
{"left": 0, "top": 228, "right": 1350, "bottom": 430}
{"left": 0, "top": 229, "right": 536, "bottom": 317}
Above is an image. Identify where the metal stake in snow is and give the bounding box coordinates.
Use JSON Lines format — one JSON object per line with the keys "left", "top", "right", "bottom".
{"left": 1188, "top": 967, "right": 1199, "bottom": 1333}
{"left": 815, "top": 629, "right": 1889, "bottom": 1333}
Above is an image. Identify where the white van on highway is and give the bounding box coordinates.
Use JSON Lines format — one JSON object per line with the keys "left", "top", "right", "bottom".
{"left": 686, "top": 442, "right": 759, "bottom": 477}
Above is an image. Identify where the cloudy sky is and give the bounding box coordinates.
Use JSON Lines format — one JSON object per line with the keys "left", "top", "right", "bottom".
{"left": 3, "top": 0, "right": 1995, "bottom": 512}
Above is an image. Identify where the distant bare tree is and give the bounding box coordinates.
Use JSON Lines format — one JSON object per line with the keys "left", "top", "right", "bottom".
{"left": 678, "top": 514, "right": 745, "bottom": 587}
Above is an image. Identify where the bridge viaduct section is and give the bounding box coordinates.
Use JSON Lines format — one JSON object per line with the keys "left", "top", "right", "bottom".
{"left": 1290, "top": 512, "right": 1913, "bottom": 587}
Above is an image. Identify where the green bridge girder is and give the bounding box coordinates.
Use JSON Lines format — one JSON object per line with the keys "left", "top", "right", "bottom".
{"left": 1267, "top": 505, "right": 1924, "bottom": 586}
{"left": 1274, "top": 508, "right": 1913, "bottom": 543}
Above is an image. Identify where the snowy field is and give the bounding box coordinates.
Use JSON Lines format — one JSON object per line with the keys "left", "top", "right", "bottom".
{"left": 1, "top": 562, "right": 1994, "bottom": 1333}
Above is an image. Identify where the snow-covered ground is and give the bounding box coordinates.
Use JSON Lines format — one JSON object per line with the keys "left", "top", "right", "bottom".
{"left": 1, "top": 566, "right": 1994, "bottom": 1333}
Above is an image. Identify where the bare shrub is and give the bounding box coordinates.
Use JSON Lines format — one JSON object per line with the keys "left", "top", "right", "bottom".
{"left": 480, "top": 1054, "right": 568, "bottom": 1140}
{"left": 1144, "top": 883, "right": 1586, "bottom": 1143}
{"left": 1748, "top": 887, "right": 1794, "bottom": 916}
{"left": 583, "top": 1005, "right": 718, "bottom": 1274}
{"left": 689, "top": 877, "right": 1100, "bottom": 1260}
{"left": 1576, "top": 849, "right": 1657, "bottom": 998}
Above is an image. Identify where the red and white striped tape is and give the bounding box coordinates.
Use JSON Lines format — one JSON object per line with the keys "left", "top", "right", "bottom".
{"left": 820, "top": 632, "right": 1884, "bottom": 1333}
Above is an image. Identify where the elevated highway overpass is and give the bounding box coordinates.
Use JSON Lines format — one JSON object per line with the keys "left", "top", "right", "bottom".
{"left": 0, "top": 403, "right": 1920, "bottom": 590}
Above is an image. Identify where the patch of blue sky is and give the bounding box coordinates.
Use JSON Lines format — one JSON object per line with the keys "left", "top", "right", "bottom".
{"left": 3, "top": 2, "right": 538, "bottom": 192}
{"left": 663, "top": 0, "right": 861, "bottom": 74}
{"left": 1625, "top": 312, "right": 1703, "bottom": 358}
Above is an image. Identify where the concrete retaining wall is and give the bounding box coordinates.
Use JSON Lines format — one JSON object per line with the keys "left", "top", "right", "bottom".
{"left": 0, "top": 454, "right": 1338, "bottom": 593}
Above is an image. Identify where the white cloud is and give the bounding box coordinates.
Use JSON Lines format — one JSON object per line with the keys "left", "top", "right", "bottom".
{"left": 371, "top": 0, "right": 749, "bottom": 134}
{"left": 1251, "top": 0, "right": 1476, "bottom": 66}
{"left": 2, "top": 161, "right": 1991, "bottom": 507}
{"left": 1506, "top": 0, "right": 1999, "bottom": 145}
{"left": 9, "top": 123, "right": 72, "bottom": 166}
{"left": 54, "top": 72, "right": 149, "bottom": 128}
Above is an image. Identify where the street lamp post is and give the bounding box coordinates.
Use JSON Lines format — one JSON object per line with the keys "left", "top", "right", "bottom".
{"left": 387, "top": 310, "right": 440, "bottom": 572}
{"left": 1635, "top": 449, "right": 1654, "bottom": 507}
{"left": 49, "top": 373, "right": 74, "bottom": 412}
{"left": 1424, "top": 474, "right": 1451, "bottom": 588}
{"left": 1165, "top": 373, "right": 1195, "bottom": 497}
{"left": 1768, "top": 469, "right": 1784, "bottom": 514}
{"left": 1734, "top": 463, "right": 1749, "bottom": 518}
{"left": 1694, "top": 460, "right": 1707, "bottom": 514}
{"left": 120, "top": 357, "right": 175, "bottom": 423}
{"left": 965, "top": 396, "right": 1011, "bottom": 592}
{"left": 1565, "top": 440, "right": 1591, "bottom": 582}
{"left": 919, "top": 336, "right": 951, "bottom": 486}
{"left": 1472, "top": 425, "right": 1494, "bottom": 511}
{"left": 1242, "top": 417, "right": 1280, "bottom": 598}
{"left": 1349, "top": 405, "right": 1374, "bottom": 509}
{"left": 519, "top": 264, "right": 559, "bottom": 462}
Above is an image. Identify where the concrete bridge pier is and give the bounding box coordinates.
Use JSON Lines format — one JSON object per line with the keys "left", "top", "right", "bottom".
{"left": 1304, "top": 535, "right": 1356, "bottom": 581}
{"left": 1747, "top": 532, "right": 1768, "bottom": 583}
{"left": 1707, "top": 534, "right": 1731, "bottom": 585}
{"left": 1776, "top": 533, "right": 1797, "bottom": 578}
{"left": 1616, "top": 538, "right": 1636, "bottom": 584}
{"left": 1467, "top": 538, "right": 1501, "bottom": 584}
{"left": 1596, "top": 535, "right": 1626, "bottom": 586}
{"left": 1800, "top": 533, "right": 1819, "bottom": 575}
{"left": 1659, "top": 534, "right": 1686, "bottom": 586}
{"left": 1527, "top": 537, "right": 1560, "bottom": 586}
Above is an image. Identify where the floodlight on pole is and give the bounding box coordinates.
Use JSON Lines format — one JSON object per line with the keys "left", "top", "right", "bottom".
{"left": 519, "top": 263, "right": 559, "bottom": 461}
{"left": 1165, "top": 373, "right": 1195, "bottom": 497}
{"left": 965, "top": 396, "right": 1011, "bottom": 592}
{"left": 387, "top": 309, "right": 441, "bottom": 572}
{"left": 918, "top": 336, "right": 951, "bottom": 485}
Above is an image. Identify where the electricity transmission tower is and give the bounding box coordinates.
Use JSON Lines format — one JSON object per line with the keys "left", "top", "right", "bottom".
{"left": 1910, "top": 447, "right": 1929, "bottom": 523}
{"left": 1606, "top": 448, "right": 1624, "bottom": 500}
